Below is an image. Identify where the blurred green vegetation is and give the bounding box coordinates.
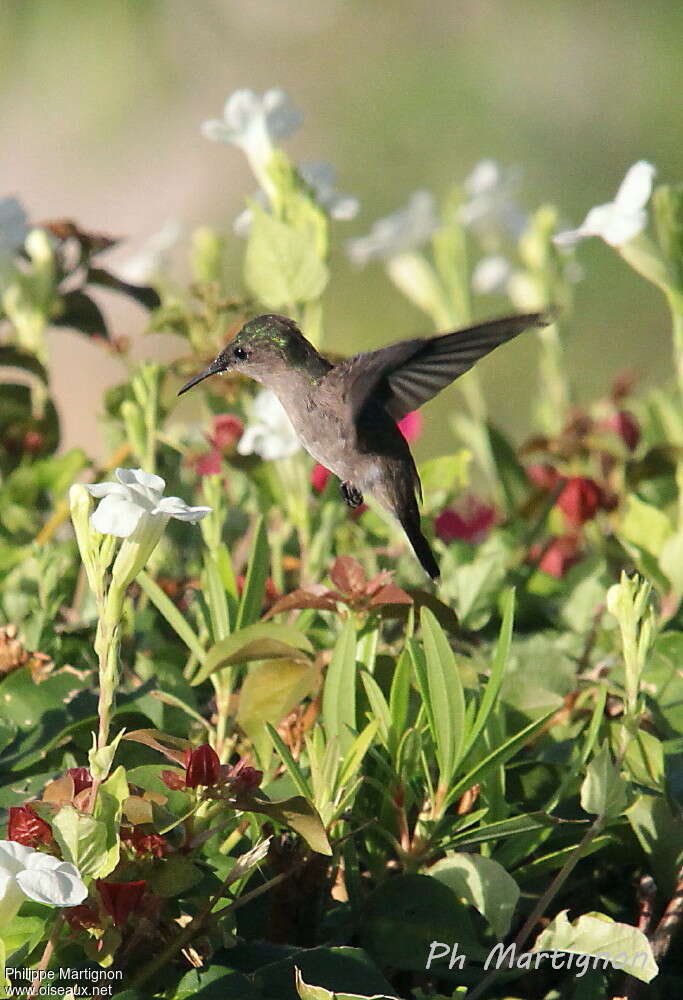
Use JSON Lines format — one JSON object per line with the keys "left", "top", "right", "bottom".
{"left": 1, "top": 0, "right": 681, "bottom": 457}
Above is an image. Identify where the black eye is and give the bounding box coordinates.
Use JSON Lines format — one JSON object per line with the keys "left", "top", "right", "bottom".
{"left": 233, "top": 346, "right": 249, "bottom": 361}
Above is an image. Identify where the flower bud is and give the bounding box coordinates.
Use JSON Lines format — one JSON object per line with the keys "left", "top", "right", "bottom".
{"left": 184, "top": 744, "right": 221, "bottom": 788}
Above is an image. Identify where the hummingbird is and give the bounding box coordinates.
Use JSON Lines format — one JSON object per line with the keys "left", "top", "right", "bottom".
{"left": 179, "top": 311, "right": 551, "bottom": 579}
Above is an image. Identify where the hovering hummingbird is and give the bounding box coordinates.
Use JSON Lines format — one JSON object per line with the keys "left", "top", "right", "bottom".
{"left": 179, "top": 311, "right": 551, "bottom": 579}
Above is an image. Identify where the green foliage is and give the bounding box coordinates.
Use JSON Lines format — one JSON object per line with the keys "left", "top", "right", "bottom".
{"left": 2, "top": 94, "right": 683, "bottom": 1000}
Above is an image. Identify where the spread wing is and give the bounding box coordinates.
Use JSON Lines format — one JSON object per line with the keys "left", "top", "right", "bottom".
{"left": 331, "top": 313, "right": 550, "bottom": 422}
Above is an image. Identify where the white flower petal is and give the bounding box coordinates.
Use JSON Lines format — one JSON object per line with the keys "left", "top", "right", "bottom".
{"left": 153, "top": 497, "right": 212, "bottom": 521}
{"left": 86, "top": 482, "right": 130, "bottom": 500}
{"left": 614, "top": 161, "right": 656, "bottom": 213}
{"left": 329, "top": 195, "right": 360, "bottom": 221}
{"left": 201, "top": 119, "right": 234, "bottom": 144}
{"left": 17, "top": 866, "right": 87, "bottom": 907}
{"left": 0, "top": 841, "right": 33, "bottom": 870}
{"left": 224, "top": 89, "right": 261, "bottom": 133}
{"left": 262, "top": 88, "right": 303, "bottom": 139}
{"left": 347, "top": 190, "right": 437, "bottom": 265}
{"left": 0, "top": 197, "right": 29, "bottom": 254}
{"left": 90, "top": 495, "right": 144, "bottom": 537}
{"left": 472, "top": 254, "right": 512, "bottom": 294}
{"left": 115, "top": 468, "right": 165, "bottom": 495}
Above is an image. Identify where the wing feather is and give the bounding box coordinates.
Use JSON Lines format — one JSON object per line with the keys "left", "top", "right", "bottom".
{"left": 335, "top": 312, "right": 550, "bottom": 421}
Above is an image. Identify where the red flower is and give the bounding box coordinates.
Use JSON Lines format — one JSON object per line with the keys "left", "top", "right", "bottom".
{"left": 195, "top": 450, "right": 222, "bottom": 476}
{"left": 557, "top": 476, "right": 604, "bottom": 527}
{"left": 64, "top": 904, "right": 99, "bottom": 931}
{"left": 183, "top": 744, "right": 221, "bottom": 788}
{"left": 8, "top": 804, "right": 53, "bottom": 847}
{"left": 397, "top": 410, "right": 422, "bottom": 443}
{"left": 65, "top": 767, "right": 93, "bottom": 795}
{"left": 226, "top": 761, "right": 263, "bottom": 796}
{"left": 97, "top": 880, "right": 146, "bottom": 928}
{"left": 121, "top": 828, "right": 168, "bottom": 858}
{"left": 210, "top": 414, "right": 244, "bottom": 450}
{"left": 435, "top": 499, "right": 496, "bottom": 544}
{"left": 605, "top": 410, "right": 640, "bottom": 451}
{"left": 530, "top": 535, "right": 581, "bottom": 578}
{"left": 527, "top": 463, "right": 562, "bottom": 490}
{"left": 311, "top": 463, "right": 331, "bottom": 493}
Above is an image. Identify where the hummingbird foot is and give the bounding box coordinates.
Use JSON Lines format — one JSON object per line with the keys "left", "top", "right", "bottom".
{"left": 340, "top": 481, "right": 364, "bottom": 508}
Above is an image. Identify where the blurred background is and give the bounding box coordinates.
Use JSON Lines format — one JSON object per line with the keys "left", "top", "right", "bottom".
{"left": 1, "top": 0, "right": 680, "bottom": 460}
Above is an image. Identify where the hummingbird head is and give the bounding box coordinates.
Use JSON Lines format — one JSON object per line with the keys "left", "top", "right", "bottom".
{"left": 178, "top": 314, "right": 313, "bottom": 396}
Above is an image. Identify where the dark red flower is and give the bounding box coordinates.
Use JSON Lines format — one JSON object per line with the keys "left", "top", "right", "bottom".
{"left": 8, "top": 804, "right": 53, "bottom": 847}
{"left": 66, "top": 767, "right": 93, "bottom": 795}
{"left": 195, "top": 450, "right": 222, "bottom": 476}
{"left": 226, "top": 761, "right": 263, "bottom": 796}
{"left": 527, "top": 463, "right": 562, "bottom": 490}
{"left": 435, "top": 499, "right": 496, "bottom": 544}
{"left": 64, "top": 904, "right": 99, "bottom": 931}
{"left": 210, "top": 414, "right": 244, "bottom": 450}
{"left": 97, "top": 880, "right": 146, "bottom": 928}
{"left": 160, "top": 769, "right": 187, "bottom": 791}
{"left": 530, "top": 535, "right": 581, "bottom": 578}
{"left": 397, "top": 410, "right": 422, "bottom": 443}
{"left": 311, "top": 463, "right": 331, "bottom": 493}
{"left": 121, "top": 827, "right": 168, "bottom": 858}
{"left": 557, "top": 476, "right": 604, "bottom": 527}
{"left": 183, "top": 744, "right": 221, "bottom": 788}
{"left": 605, "top": 410, "right": 640, "bottom": 451}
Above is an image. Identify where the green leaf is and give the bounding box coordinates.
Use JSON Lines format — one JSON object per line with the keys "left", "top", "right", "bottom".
{"left": 238, "top": 658, "right": 320, "bottom": 766}
{"left": 532, "top": 909, "right": 658, "bottom": 983}
{"left": 192, "top": 622, "right": 313, "bottom": 686}
{"left": 360, "top": 672, "right": 390, "bottom": 747}
{"left": 322, "top": 620, "right": 357, "bottom": 754}
{"left": 148, "top": 855, "right": 203, "bottom": 897}
{"left": 236, "top": 516, "right": 269, "bottom": 629}
{"left": 618, "top": 494, "right": 673, "bottom": 559}
{"left": 92, "top": 765, "right": 129, "bottom": 879}
{"left": 51, "top": 805, "right": 109, "bottom": 879}
{"left": 580, "top": 741, "right": 628, "bottom": 819}
{"left": 418, "top": 608, "right": 466, "bottom": 783}
{"left": 267, "top": 723, "right": 312, "bottom": 799}
{"left": 444, "top": 709, "right": 556, "bottom": 808}
{"left": 462, "top": 588, "right": 514, "bottom": 760}
{"left": 429, "top": 852, "right": 520, "bottom": 938}
{"left": 137, "top": 570, "right": 205, "bottom": 663}
{"left": 295, "top": 968, "right": 395, "bottom": 1000}
{"left": 245, "top": 204, "right": 329, "bottom": 308}
{"left": 245, "top": 793, "right": 331, "bottom": 855}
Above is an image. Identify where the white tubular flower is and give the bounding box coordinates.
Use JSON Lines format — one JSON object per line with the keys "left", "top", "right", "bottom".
{"left": 459, "top": 160, "right": 526, "bottom": 241}
{"left": 87, "top": 469, "right": 211, "bottom": 538}
{"left": 553, "top": 161, "right": 656, "bottom": 248}
{"left": 86, "top": 469, "right": 211, "bottom": 589}
{"left": 299, "top": 162, "right": 360, "bottom": 220}
{"left": 233, "top": 161, "right": 358, "bottom": 237}
{"left": 0, "top": 841, "right": 87, "bottom": 925}
{"left": 115, "top": 220, "right": 182, "bottom": 284}
{"left": 471, "top": 254, "right": 513, "bottom": 295}
{"left": 346, "top": 190, "right": 437, "bottom": 266}
{"left": 201, "top": 88, "right": 302, "bottom": 182}
{"left": 237, "top": 389, "right": 300, "bottom": 460}
{"left": 0, "top": 197, "right": 29, "bottom": 256}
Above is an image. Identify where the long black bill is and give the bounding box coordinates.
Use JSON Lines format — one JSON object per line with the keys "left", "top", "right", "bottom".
{"left": 177, "top": 358, "right": 225, "bottom": 396}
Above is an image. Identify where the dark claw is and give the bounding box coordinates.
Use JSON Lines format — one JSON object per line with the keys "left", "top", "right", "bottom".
{"left": 340, "top": 481, "right": 364, "bottom": 508}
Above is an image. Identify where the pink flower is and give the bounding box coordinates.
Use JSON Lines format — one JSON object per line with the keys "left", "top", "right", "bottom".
{"left": 398, "top": 410, "right": 422, "bottom": 443}
{"left": 530, "top": 535, "right": 581, "bottom": 578}
{"left": 210, "top": 414, "right": 244, "bottom": 450}
{"left": 557, "top": 476, "right": 604, "bottom": 527}
{"left": 195, "top": 450, "right": 222, "bottom": 476}
{"left": 527, "top": 463, "right": 562, "bottom": 490}
{"left": 435, "top": 498, "right": 496, "bottom": 544}
{"left": 311, "top": 463, "right": 331, "bottom": 493}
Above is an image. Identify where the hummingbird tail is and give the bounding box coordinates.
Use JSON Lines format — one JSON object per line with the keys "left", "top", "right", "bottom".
{"left": 400, "top": 514, "right": 440, "bottom": 580}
